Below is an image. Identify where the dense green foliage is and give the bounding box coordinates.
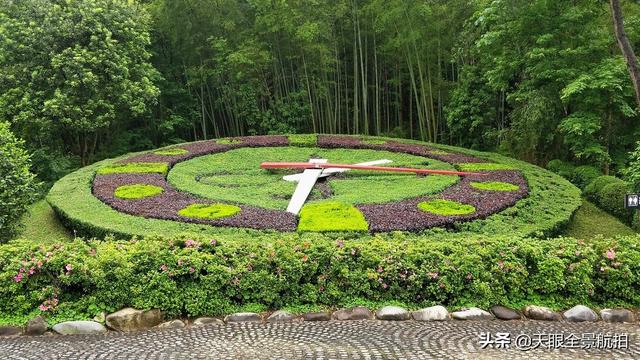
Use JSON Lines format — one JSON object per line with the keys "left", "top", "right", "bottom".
{"left": 47, "top": 137, "right": 582, "bottom": 240}
{"left": 625, "top": 141, "right": 640, "bottom": 191}
{"left": 457, "top": 163, "right": 515, "bottom": 172}
{"left": 0, "top": 122, "right": 38, "bottom": 242}
{"left": 469, "top": 182, "right": 520, "bottom": 192}
{"left": 298, "top": 201, "right": 368, "bottom": 232}
{"left": 584, "top": 176, "right": 622, "bottom": 201}
{"left": 114, "top": 184, "right": 164, "bottom": 200}
{"left": 97, "top": 163, "right": 169, "bottom": 176}
{"left": 571, "top": 165, "right": 603, "bottom": 190}
{"left": 583, "top": 175, "right": 634, "bottom": 225}
{"left": 168, "top": 147, "right": 457, "bottom": 210}
{"left": 0, "top": 234, "right": 638, "bottom": 325}
{"left": 177, "top": 204, "right": 241, "bottom": 220}
{"left": 418, "top": 200, "right": 475, "bottom": 216}
{"left": 0, "top": 0, "right": 159, "bottom": 169}
{"left": 153, "top": 148, "right": 189, "bottom": 156}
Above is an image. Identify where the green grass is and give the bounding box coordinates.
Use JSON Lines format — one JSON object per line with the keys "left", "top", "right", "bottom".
{"left": 18, "top": 200, "right": 73, "bottom": 243}
{"left": 153, "top": 148, "right": 189, "bottom": 156}
{"left": 470, "top": 181, "right": 520, "bottom": 192}
{"left": 418, "top": 199, "right": 476, "bottom": 216}
{"left": 457, "top": 163, "right": 516, "bottom": 171}
{"left": 298, "top": 201, "right": 368, "bottom": 232}
{"left": 97, "top": 162, "right": 169, "bottom": 175}
{"left": 114, "top": 184, "right": 164, "bottom": 200}
{"left": 178, "top": 203, "right": 241, "bottom": 220}
{"left": 168, "top": 147, "right": 458, "bottom": 210}
{"left": 563, "top": 200, "right": 636, "bottom": 239}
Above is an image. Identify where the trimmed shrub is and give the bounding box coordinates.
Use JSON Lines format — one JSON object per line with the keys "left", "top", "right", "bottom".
{"left": 153, "top": 148, "right": 189, "bottom": 156}
{"left": 0, "top": 234, "right": 638, "bottom": 325}
{"left": 418, "top": 199, "right": 476, "bottom": 216}
{"left": 0, "top": 122, "right": 38, "bottom": 242}
{"left": 571, "top": 165, "right": 602, "bottom": 190}
{"left": 178, "top": 203, "right": 241, "bottom": 220}
{"left": 97, "top": 163, "right": 169, "bottom": 175}
{"left": 583, "top": 175, "right": 621, "bottom": 202}
{"left": 598, "top": 182, "right": 633, "bottom": 225}
{"left": 298, "top": 201, "right": 368, "bottom": 232}
{"left": 470, "top": 181, "right": 520, "bottom": 192}
{"left": 288, "top": 134, "right": 317, "bottom": 147}
{"left": 546, "top": 159, "right": 575, "bottom": 180}
{"left": 216, "top": 138, "right": 241, "bottom": 145}
{"left": 114, "top": 184, "right": 164, "bottom": 200}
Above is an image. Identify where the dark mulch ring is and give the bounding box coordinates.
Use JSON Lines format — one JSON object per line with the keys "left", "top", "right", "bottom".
{"left": 92, "top": 135, "right": 529, "bottom": 232}
{"left": 93, "top": 173, "right": 297, "bottom": 231}
{"left": 117, "top": 135, "right": 289, "bottom": 166}
{"left": 317, "top": 135, "right": 486, "bottom": 164}
{"left": 358, "top": 171, "right": 528, "bottom": 232}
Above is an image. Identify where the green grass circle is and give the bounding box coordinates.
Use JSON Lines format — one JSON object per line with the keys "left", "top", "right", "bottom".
{"left": 418, "top": 199, "right": 476, "bottom": 216}
{"left": 154, "top": 148, "right": 189, "bottom": 156}
{"left": 178, "top": 203, "right": 241, "bottom": 220}
{"left": 114, "top": 184, "right": 164, "bottom": 200}
{"left": 470, "top": 181, "right": 520, "bottom": 192}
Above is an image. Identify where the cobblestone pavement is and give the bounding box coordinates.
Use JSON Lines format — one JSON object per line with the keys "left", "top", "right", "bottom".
{"left": 0, "top": 320, "right": 637, "bottom": 360}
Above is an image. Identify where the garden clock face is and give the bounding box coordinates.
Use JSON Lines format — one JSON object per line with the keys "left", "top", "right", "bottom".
{"left": 92, "top": 135, "right": 529, "bottom": 233}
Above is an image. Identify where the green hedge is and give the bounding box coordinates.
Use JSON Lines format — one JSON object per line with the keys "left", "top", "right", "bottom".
{"left": 584, "top": 175, "right": 634, "bottom": 225}
{"left": 572, "top": 165, "right": 602, "bottom": 190}
{"left": 47, "top": 135, "right": 582, "bottom": 240}
{"left": 1, "top": 234, "right": 638, "bottom": 325}
{"left": 584, "top": 175, "right": 621, "bottom": 202}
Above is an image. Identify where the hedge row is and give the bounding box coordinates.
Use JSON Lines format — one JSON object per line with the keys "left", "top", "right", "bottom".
{"left": 0, "top": 234, "right": 638, "bottom": 325}
{"left": 47, "top": 135, "right": 582, "bottom": 240}
{"left": 584, "top": 175, "right": 634, "bottom": 225}
{"left": 546, "top": 160, "right": 602, "bottom": 190}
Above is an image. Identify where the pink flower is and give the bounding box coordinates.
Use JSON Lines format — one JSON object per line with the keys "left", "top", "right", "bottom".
{"left": 210, "top": 239, "right": 217, "bottom": 246}
{"left": 600, "top": 266, "right": 605, "bottom": 272}
{"left": 428, "top": 272, "right": 439, "bottom": 279}
{"left": 28, "top": 267, "right": 35, "bottom": 276}
{"left": 575, "top": 251, "right": 581, "bottom": 257}
{"left": 188, "top": 267, "right": 195, "bottom": 274}
{"left": 65, "top": 264, "right": 73, "bottom": 272}
{"left": 37, "top": 261, "right": 43, "bottom": 268}
{"left": 19, "top": 267, "right": 25, "bottom": 274}
{"left": 439, "top": 283, "right": 446, "bottom": 289}
{"left": 45, "top": 252, "right": 52, "bottom": 258}
{"left": 336, "top": 240, "right": 344, "bottom": 248}
{"left": 160, "top": 264, "right": 168, "bottom": 272}
{"left": 302, "top": 255, "right": 309, "bottom": 262}
{"left": 351, "top": 248, "right": 357, "bottom": 256}
{"left": 497, "top": 261, "right": 505, "bottom": 270}
{"left": 606, "top": 248, "right": 616, "bottom": 260}
{"left": 184, "top": 239, "right": 198, "bottom": 248}
{"left": 13, "top": 273, "right": 23, "bottom": 283}
{"left": 376, "top": 267, "right": 383, "bottom": 273}
{"left": 318, "top": 286, "right": 325, "bottom": 292}
{"left": 382, "top": 283, "right": 389, "bottom": 289}
{"left": 178, "top": 260, "right": 183, "bottom": 266}
{"left": 466, "top": 273, "right": 473, "bottom": 280}
{"left": 39, "top": 304, "right": 49, "bottom": 311}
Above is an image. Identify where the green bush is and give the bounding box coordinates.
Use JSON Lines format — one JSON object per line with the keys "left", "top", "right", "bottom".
{"left": 623, "top": 141, "right": 640, "bottom": 192}
{"left": 598, "top": 181, "right": 633, "bottom": 225}
{"left": 583, "top": 175, "right": 621, "bottom": 202}
{"left": 178, "top": 203, "right": 241, "bottom": 220}
{"left": 546, "top": 159, "right": 575, "bottom": 180}
{"left": 97, "top": 163, "right": 169, "bottom": 176}
{"left": 418, "top": 199, "right": 476, "bottom": 215}
{"left": 0, "top": 234, "right": 638, "bottom": 325}
{"left": 288, "top": 134, "right": 317, "bottom": 147}
{"left": 298, "top": 201, "right": 368, "bottom": 232}
{"left": 114, "top": 184, "right": 164, "bottom": 200}
{"left": 0, "top": 122, "right": 38, "bottom": 242}
{"left": 571, "top": 165, "right": 602, "bottom": 190}
{"left": 470, "top": 181, "right": 520, "bottom": 192}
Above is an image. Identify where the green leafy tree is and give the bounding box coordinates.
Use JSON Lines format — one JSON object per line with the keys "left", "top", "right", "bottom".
{"left": 0, "top": 122, "right": 38, "bottom": 242}
{"left": 0, "top": 0, "right": 159, "bottom": 165}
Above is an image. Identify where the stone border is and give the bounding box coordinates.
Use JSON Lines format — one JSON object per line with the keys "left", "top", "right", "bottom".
{"left": 91, "top": 135, "right": 530, "bottom": 232}
{"left": 2, "top": 304, "right": 635, "bottom": 337}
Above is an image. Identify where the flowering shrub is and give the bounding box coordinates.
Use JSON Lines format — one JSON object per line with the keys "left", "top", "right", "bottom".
{"left": 0, "top": 234, "right": 637, "bottom": 325}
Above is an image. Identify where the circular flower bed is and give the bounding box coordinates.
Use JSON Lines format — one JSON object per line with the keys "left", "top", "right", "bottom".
{"left": 48, "top": 135, "right": 581, "bottom": 239}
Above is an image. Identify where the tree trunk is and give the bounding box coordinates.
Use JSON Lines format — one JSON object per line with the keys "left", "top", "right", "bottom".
{"left": 610, "top": 0, "right": 640, "bottom": 108}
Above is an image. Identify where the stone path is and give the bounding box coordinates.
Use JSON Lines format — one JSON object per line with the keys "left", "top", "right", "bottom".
{"left": 0, "top": 320, "right": 637, "bottom": 359}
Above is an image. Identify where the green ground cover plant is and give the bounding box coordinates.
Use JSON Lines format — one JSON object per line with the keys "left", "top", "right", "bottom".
{"left": 457, "top": 163, "right": 515, "bottom": 171}
{"left": 47, "top": 136, "right": 581, "bottom": 239}
{"left": 153, "top": 148, "right": 189, "bottom": 156}
{"left": 288, "top": 134, "right": 317, "bottom": 147}
{"left": 0, "top": 233, "right": 637, "bottom": 325}
{"left": 298, "top": 201, "right": 368, "bottom": 232}
{"left": 216, "top": 138, "right": 242, "bottom": 145}
{"left": 584, "top": 175, "right": 621, "bottom": 201}
{"left": 418, "top": 199, "right": 476, "bottom": 216}
{"left": 168, "top": 147, "right": 458, "bottom": 210}
{"left": 114, "top": 184, "right": 164, "bottom": 200}
{"left": 97, "top": 163, "right": 169, "bottom": 176}
{"left": 178, "top": 203, "right": 241, "bottom": 220}
{"left": 470, "top": 181, "right": 520, "bottom": 192}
